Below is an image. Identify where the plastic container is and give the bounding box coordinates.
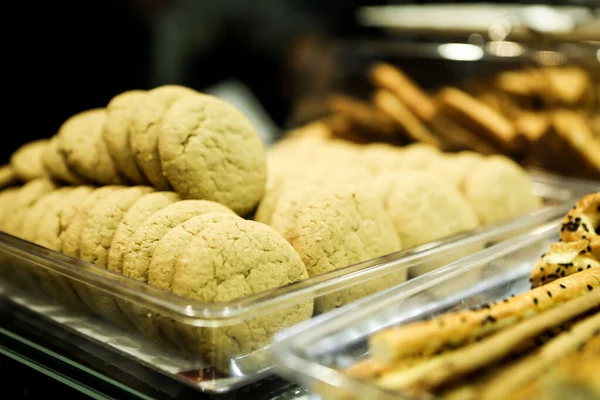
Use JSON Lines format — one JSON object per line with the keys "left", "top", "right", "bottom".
{"left": 0, "top": 179, "right": 590, "bottom": 393}
{"left": 272, "top": 219, "right": 567, "bottom": 399}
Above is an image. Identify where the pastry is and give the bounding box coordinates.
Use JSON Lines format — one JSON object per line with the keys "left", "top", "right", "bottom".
{"left": 369, "top": 268, "right": 600, "bottom": 363}
{"left": 559, "top": 192, "right": 600, "bottom": 259}
{"left": 106, "top": 191, "right": 180, "bottom": 274}
{"left": 4, "top": 178, "right": 56, "bottom": 237}
{"left": 288, "top": 184, "right": 403, "bottom": 312}
{"left": 57, "top": 109, "right": 125, "bottom": 185}
{"left": 530, "top": 240, "right": 600, "bottom": 288}
{"left": 41, "top": 135, "right": 84, "bottom": 184}
{"left": 171, "top": 218, "right": 313, "bottom": 371}
{"left": 10, "top": 139, "right": 49, "bottom": 182}
{"left": 129, "top": 85, "right": 197, "bottom": 189}
{"left": 158, "top": 93, "right": 267, "bottom": 216}
{"left": 462, "top": 156, "right": 541, "bottom": 226}
{"left": 0, "top": 187, "right": 19, "bottom": 231}
{"left": 102, "top": 90, "right": 149, "bottom": 184}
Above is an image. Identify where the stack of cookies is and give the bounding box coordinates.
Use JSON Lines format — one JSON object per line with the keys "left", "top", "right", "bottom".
{"left": 300, "top": 62, "right": 600, "bottom": 180}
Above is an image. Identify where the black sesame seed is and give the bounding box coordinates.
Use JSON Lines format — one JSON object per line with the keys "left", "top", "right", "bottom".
{"left": 564, "top": 221, "right": 579, "bottom": 232}
{"left": 540, "top": 267, "right": 545, "bottom": 272}
{"left": 561, "top": 271, "right": 566, "bottom": 277}
{"left": 503, "top": 299, "right": 509, "bottom": 303}
{"left": 528, "top": 278, "right": 533, "bottom": 283}
{"left": 587, "top": 246, "right": 592, "bottom": 252}
{"left": 583, "top": 225, "right": 589, "bottom": 232}
{"left": 555, "top": 267, "right": 562, "bottom": 273}
{"left": 578, "top": 268, "right": 583, "bottom": 272}
{"left": 574, "top": 217, "right": 581, "bottom": 223}
{"left": 488, "top": 315, "right": 497, "bottom": 323}
{"left": 511, "top": 294, "right": 515, "bottom": 298}
{"left": 541, "top": 253, "right": 546, "bottom": 257}
{"left": 588, "top": 265, "right": 592, "bottom": 269}
{"left": 588, "top": 285, "right": 593, "bottom": 291}
{"left": 533, "top": 298, "right": 539, "bottom": 305}
{"left": 560, "top": 284, "right": 566, "bottom": 289}
{"left": 547, "top": 291, "right": 552, "bottom": 298}
{"left": 541, "top": 276, "right": 546, "bottom": 282}
{"left": 548, "top": 274, "right": 559, "bottom": 279}
{"left": 580, "top": 250, "right": 587, "bottom": 255}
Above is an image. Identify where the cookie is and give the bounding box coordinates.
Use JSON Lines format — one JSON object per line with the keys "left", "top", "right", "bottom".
{"left": 289, "top": 184, "right": 403, "bottom": 312}
{"left": 463, "top": 156, "right": 542, "bottom": 226}
{"left": 328, "top": 94, "right": 399, "bottom": 139}
{"left": 41, "top": 135, "right": 84, "bottom": 184}
{"left": 171, "top": 218, "right": 312, "bottom": 371}
{"left": 396, "top": 143, "right": 442, "bottom": 170}
{"left": 369, "top": 62, "right": 437, "bottom": 121}
{"left": 107, "top": 191, "right": 180, "bottom": 274}
{"left": 102, "top": 90, "right": 149, "bottom": 184}
{"left": 437, "top": 87, "right": 523, "bottom": 153}
{"left": 148, "top": 211, "right": 240, "bottom": 350}
{"left": 61, "top": 185, "right": 124, "bottom": 258}
{"left": 158, "top": 94, "right": 267, "bottom": 216}
{"left": 4, "top": 178, "right": 56, "bottom": 236}
{"left": 20, "top": 187, "right": 73, "bottom": 243}
{"left": 0, "top": 165, "right": 17, "bottom": 189}
{"left": 122, "top": 199, "right": 235, "bottom": 283}
{"left": 80, "top": 186, "right": 154, "bottom": 267}
{"left": 426, "top": 152, "right": 485, "bottom": 189}
{"left": 10, "top": 139, "right": 49, "bottom": 182}
{"left": 129, "top": 85, "right": 197, "bottom": 189}
{"left": 428, "top": 114, "right": 501, "bottom": 155}
{"left": 373, "top": 89, "right": 441, "bottom": 146}
{"left": 80, "top": 186, "right": 154, "bottom": 328}
{"left": 0, "top": 187, "right": 19, "bottom": 231}
{"left": 57, "top": 109, "right": 125, "bottom": 185}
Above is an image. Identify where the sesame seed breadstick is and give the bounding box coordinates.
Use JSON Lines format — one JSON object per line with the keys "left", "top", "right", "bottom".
{"left": 530, "top": 240, "right": 600, "bottom": 288}
{"left": 560, "top": 192, "right": 600, "bottom": 259}
{"left": 480, "top": 310, "right": 600, "bottom": 400}
{"left": 369, "top": 269, "right": 600, "bottom": 363}
{"left": 375, "top": 290, "right": 600, "bottom": 392}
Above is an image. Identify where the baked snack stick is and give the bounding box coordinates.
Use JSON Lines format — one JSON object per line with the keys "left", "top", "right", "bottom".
{"left": 372, "top": 90, "right": 441, "bottom": 147}
{"left": 479, "top": 310, "right": 600, "bottom": 400}
{"left": 375, "top": 289, "right": 600, "bottom": 393}
{"left": 530, "top": 240, "right": 600, "bottom": 288}
{"left": 428, "top": 114, "right": 500, "bottom": 155}
{"left": 368, "top": 62, "right": 437, "bottom": 121}
{"left": 369, "top": 268, "right": 600, "bottom": 363}
{"left": 437, "top": 87, "right": 524, "bottom": 153}
{"left": 560, "top": 192, "right": 600, "bottom": 259}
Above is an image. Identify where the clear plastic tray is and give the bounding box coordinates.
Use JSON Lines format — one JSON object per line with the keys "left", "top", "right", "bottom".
{"left": 272, "top": 219, "right": 566, "bottom": 399}
{"left": 0, "top": 179, "right": 589, "bottom": 393}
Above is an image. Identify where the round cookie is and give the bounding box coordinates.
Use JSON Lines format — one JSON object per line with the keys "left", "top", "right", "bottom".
{"left": 122, "top": 199, "right": 235, "bottom": 283}
{"left": 41, "top": 135, "right": 84, "bottom": 184}
{"left": 158, "top": 94, "right": 267, "bottom": 215}
{"left": 57, "top": 109, "right": 124, "bottom": 185}
{"left": 289, "top": 184, "right": 403, "bottom": 312}
{"left": 385, "top": 171, "right": 479, "bottom": 249}
{"left": 129, "top": 85, "right": 197, "bottom": 189}
{"left": 0, "top": 165, "right": 17, "bottom": 189}
{"left": 10, "top": 139, "right": 49, "bottom": 182}
{"left": 80, "top": 186, "right": 154, "bottom": 329}
{"left": 39, "top": 186, "right": 95, "bottom": 252}
{"left": 4, "top": 179, "right": 56, "bottom": 236}
{"left": 171, "top": 218, "right": 312, "bottom": 371}
{"left": 20, "top": 187, "right": 73, "bottom": 243}
{"left": 61, "top": 185, "right": 124, "bottom": 258}
{"left": 102, "top": 90, "right": 149, "bottom": 184}
{"left": 463, "top": 155, "right": 542, "bottom": 226}
{"left": 80, "top": 186, "right": 154, "bottom": 267}
{"left": 0, "top": 187, "right": 19, "bottom": 231}
{"left": 426, "top": 151, "right": 485, "bottom": 189}
{"left": 147, "top": 211, "right": 240, "bottom": 350}
{"left": 107, "top": 191, "right": 180, "bottom": 274}
{"left": 360, "top": 143, "right": 406, "bottom": 174}
{"left": 396, "top": 143, "right": 442, "bottom": 170}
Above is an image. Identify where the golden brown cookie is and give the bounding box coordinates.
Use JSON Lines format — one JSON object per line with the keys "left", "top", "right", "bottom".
{"left": 158, "top": 94, "right": 267, "bottom": 216}
{"left": 328, "top": 94, "right": 399, "bottom": 139}
{"left": 4, "top": 178, "right": 56, "bottom": 237}
{"left": 41, "top": 135, "right": 85, "bottom": 184}
{"left": 10, "top": 139, "right": 49, "bottom": 182}
{"left": 107, "top": 191, "right": 180, "bottom": 274}
{"left": 0, "top": 165, "right": 17, "bottom": 189}
{"left": 20, "top": 187, "right": 73, "bottom": 243}
{"left": 426, "top": 152, "right": 485, "bottom": 189}
{"left": 373, "top": 89, "right": 441, "bottom": 146}
{"left": 102, "top": 90, "right": 149, "bottom": 184}
{"left": 148, "top": 211, "right": 240, "bottom": 350}
{"left": 57, "top": 109, "right": 125, "bottom": 185}
{"left": 0, "top": 187, "right": 19, "bottom": 231}
{"left": 289, "top": 184, "right": 403, "bottom": 312}
{"left": 463, "top": 156, "right": 541, "bottom": 226}
{"left": 171, "top": 218, "right": 312, "bottom": 371}
{"left": 129, "top": 85, "right": 197, "bottom": 189}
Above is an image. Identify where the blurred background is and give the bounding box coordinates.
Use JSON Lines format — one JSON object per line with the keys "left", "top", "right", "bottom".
{"left": 5, "top": 0, "right": 599, "bottom": 163}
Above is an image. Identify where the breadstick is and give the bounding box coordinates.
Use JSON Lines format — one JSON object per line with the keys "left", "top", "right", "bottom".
{"left": 560, "top": 192, "right": 600, "bottom": 259}
{"left": 530, "top": 240, "right": 600, "bottom": 288}
{"left": 480, "top": 310, "right": 600, "bottom": 400}
{"left": 375, "top": 289, "right": 600, "bottom": 392}
{"left": 370, "top": 269, "right": 600, "bottom": 362}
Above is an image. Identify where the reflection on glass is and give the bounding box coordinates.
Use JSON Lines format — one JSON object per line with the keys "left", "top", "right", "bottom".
{"left": 486, "top": 41, "right": 524, "bottom": 58}
{"left": 437, "top": 43, "right": 484, "bottom": 61}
